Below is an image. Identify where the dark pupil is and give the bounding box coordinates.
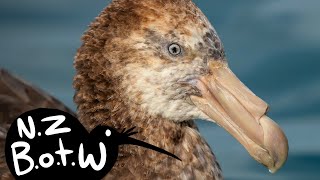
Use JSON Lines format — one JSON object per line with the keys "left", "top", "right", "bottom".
{"left": 172, "top": 47, "right": 178, "bottom": 54}
{"left": 170, "top": 44, "right": 180, "bottom": 55}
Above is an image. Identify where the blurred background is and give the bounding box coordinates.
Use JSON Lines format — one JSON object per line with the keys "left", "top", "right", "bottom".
{"left": 0, "top": 0, "right": 319, "bottom": 179}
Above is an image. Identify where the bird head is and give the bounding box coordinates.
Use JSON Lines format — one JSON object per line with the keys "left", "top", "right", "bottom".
{"left": 75, "top": 0, "right": 288, "bottom": 173}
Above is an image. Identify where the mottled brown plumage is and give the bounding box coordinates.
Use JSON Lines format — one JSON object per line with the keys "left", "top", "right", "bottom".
{"left": 74, "top": 0, "right": 223, "bottom": 179}
{"left": 0, "top": 0, "right": 236, "bottom": 179}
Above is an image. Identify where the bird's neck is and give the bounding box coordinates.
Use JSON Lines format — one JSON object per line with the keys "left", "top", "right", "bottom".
{"left": 77, "top": 95, "right": 187, "bottom": 145}
{"left": 76, "top": 94, "right": 222, "bottom": 179}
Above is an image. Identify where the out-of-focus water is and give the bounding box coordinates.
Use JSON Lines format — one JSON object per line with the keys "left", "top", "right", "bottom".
{"left": 0, "top": 0, "right": 319, "bottom": 179}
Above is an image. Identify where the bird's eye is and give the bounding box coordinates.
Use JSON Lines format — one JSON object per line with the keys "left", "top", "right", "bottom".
{"left": 168, "top": 43, "right": 182, "bottom": 56}
{"left": 105, "top": 129, "right": 111, "bottom": 137}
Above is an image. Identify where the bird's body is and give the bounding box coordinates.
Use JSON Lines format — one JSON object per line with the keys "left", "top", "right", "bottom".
{"left": 0, "top": 0, "right": 288, "bottom": 179}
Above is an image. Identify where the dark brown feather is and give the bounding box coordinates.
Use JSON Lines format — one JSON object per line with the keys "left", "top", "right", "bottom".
{"left": 0, "top": 69, "right": 75, "bottom": 179}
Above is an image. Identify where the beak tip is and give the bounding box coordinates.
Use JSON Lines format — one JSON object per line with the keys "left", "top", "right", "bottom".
{"left": 260, "top": 115, "right": 289, "bottom": 173}
{"left": 268, "top": 156, "right": 287, "bottom": 174}
{"left": 269, "top": 169, "right": 275, "bottom": 174}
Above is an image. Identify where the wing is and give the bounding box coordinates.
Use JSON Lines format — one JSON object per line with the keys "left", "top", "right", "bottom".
{"left": 0, "top": 69, "right": 75, "bottom": 179}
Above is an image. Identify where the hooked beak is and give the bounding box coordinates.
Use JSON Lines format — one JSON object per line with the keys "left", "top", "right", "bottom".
{"left": 190, "top": 61, "right": 288, "bottom": 173}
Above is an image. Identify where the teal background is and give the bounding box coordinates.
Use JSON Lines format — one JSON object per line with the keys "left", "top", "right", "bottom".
{"left": 0, "top": 0, "right": 319, "bottom": 179}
